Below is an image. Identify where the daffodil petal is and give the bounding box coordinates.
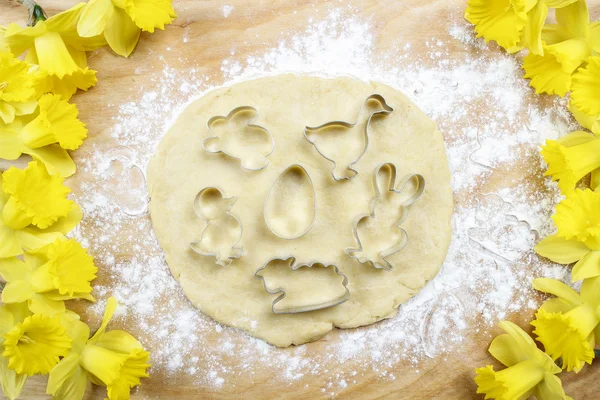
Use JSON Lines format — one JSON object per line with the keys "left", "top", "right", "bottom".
{"left": 533, "top": 373, "right": 570, "bottom": 400}
{"left": 592, "top": 169, "right": 600, "bottom": 190}
{"left": 2, "top": 281, "right": 34, "bottom": 304}
{"left": 557, "top": 130, "right": 597, "bottom": 146}
{"left": 104, "top": 7, "right": 141, "bottom": 57}
{"left": 0, "top": 355, "right": 27, "bottom": 400}
{"left": 572, "top": 251, "right": 600, "bottom": 281}
{"left": 0, "top": 257, "right": 28, "bottom": 282}
{"left": 580, "top": 276, "right": 600, "bottom": 309}
{"left": 46, "top": 353, "right": 80, "bottom": 395}
{"left": 41, "top": 68, "right": 98, "bottom": 100}
{"left": 78, "top": 0, "right": 115, "bottom": 38}
{"left": 0, "top": 220, "right": 22, "bottom": 258}
{"left": 590, "top": 22, "right": 600, "bottom": 53}
{"left": 63, "top": 320, "right": 90, "bottom": 353}
{"left": 545, "top": 0, "right": 579, "bottom": 7}
{"left": 11, "top": 99, "right": 37, "bottom": 117}
{"left": 554, "top": 0, "right": 590, "bottom": 38}
{"left": 523, "top": 1, "right": 547, "bottom": 55}
{"left": 545, "top": 39, "right": 589, "bottom": 74}
{"left": 44, "top": 4, "right": 85, "bottom": 32}
{"left": 94, "top": 330, "right": 143, "bottom": 354}
{"left": 28, "top": 293, "right": 66, "bottom": 315}
{"left": 539, "top": 297, "right": 577, "bottom": 314}
{"left": 90, "top": 297, "right": 118, "bottom": 342}
{"left": 488, "top": 333, "right": 527, "bottom": 367}
{"left": 49, "top": 363, "right": 88, "bottom": 400}
{"left": 23, "top": 145, "right": 77, "bottom": 177}
{"left": 15, "top": 229, "right": 64, "bottom": 253}
{"left": 534, "top": 234, "right": 590, "bottom": 264}
{"left": 465, "top": 0, "right": 527, "bottom": 52}
{"left": 0, "top": 130, "right": 24, "bottom": 160}
{"left": 571, "top": 57, "right": 600, "bottom": 116}
{"left": 124, "top": 0, "right": 177, "bottom": 33}
{"left": 532, "top": 278, "right": 582, "bottom": 306}
{"left": 0, "top": 103, "right": 16, "bottom": 124}
{"left": 34, "top": 32, "right": 79, "bottom": 79}
{"left": 0, "top": 306, "right": 14, "bottom": 336}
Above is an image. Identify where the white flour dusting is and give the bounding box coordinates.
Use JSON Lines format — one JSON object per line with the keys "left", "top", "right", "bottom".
{"left": 69, "top": 8, "right": 576, "bottom": 393}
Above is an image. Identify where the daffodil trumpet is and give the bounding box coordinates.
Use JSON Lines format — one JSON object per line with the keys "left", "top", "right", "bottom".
{"left": 474, "top": 320, "right": 570, "bottom": 400}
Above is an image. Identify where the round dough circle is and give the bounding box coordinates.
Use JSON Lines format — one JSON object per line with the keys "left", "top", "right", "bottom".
{"left": 147, "top": 75, "right": 453, "bottom": 347}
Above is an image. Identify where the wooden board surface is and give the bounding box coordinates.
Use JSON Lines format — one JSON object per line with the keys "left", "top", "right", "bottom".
{"left": 2, "top": 0, "right": 600, "bottom": 399}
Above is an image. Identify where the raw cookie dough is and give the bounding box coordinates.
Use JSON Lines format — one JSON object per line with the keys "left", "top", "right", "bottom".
{"left": 147, "top": 75, "right": 453, "bottom": 347}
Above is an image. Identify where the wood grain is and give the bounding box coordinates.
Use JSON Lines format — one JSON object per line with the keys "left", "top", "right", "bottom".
{"left": 2, "top": 0, "right": 600, "bottom": 399}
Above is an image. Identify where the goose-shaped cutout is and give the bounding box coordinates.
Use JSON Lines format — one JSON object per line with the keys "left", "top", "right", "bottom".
{"left": 203, "top": 106, "right": 275, "bottom": 171}
{"left": 345, "top": 163, "right": 425, "bottom": 271}
{"left": 254, "top": 257, "right": 350, "bottom": 314}
{"left": 264, "top": 164, "right": 316, "bottom": 240}
{"left": 304, "top": 94, "right": 393, "bottom": 181}
{"left": 190, "top": 187, "right": 243, "bottom": 267}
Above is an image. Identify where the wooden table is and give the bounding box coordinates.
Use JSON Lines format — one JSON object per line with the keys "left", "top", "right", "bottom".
{"left": 2, "top": 0, "right": 600, "bottom": 398}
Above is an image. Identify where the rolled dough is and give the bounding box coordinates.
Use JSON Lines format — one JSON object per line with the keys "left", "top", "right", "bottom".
{"left": 147, "top": 75, "right": 453, "bottom": 347}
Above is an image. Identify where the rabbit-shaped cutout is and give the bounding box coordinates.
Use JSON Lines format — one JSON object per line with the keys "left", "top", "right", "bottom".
{"left": 190, "top": 187, "right": 243, "bottom": 267}
{"left": 345, "top": 163, "right": 425, "bottom": 271}
{"left": 255, "top": 257, "right": 350, "bottom": 314}
{"left": 203, "top": 106, "right": 275, "bottom": 171}
{"left": 304, "top": 94, "right": 393, "bottom": 181}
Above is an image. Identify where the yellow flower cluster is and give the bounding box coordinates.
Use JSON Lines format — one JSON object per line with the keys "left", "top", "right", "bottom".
{"left": 467, "top": 0, "right": 600, "bottom": 399}
{"left": 0, "top": 0, "right": 174, "bottom": 398}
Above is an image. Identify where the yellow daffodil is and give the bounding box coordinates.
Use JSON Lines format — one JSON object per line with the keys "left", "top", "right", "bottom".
{"left": 0, "top": 238, "right": 97, "bottom": 314}
{"left": 0, "top": 161, "right": 82, "bottom": 259}
{"left": 523, "top": 0, "right": 598, "bottom": 96}
{"left": 540, "top": 130, "right": 600, "bottom": 192}
{"left": 465, "top": 0, "right": 528, "bottom": 53}
{"left": 474, "top": 320, "right": 570, "bottom": 400}
{"left": 0, "top": 93, "right": 87, "bottom": 177}
{"left": 78, "top": 0, "right": 176, "bottom": 57}
{"left": 0, "top": 52, "right": 38, "bottom": 124}
{"left": 531, "top": 277, "right": 600, "bottom": 372}
{"left": 3, "top": 313, "right": 72, "bottom": 376}
{"left": 48, "top": 297, "right": 151, "bottom": 400}
{"left": 536, "top": 188, "right": 600, "bottom": 281}
{"left": 4, "top": 4, "right": 105, "bottom": 99}
{"left": 0, "top": 303, "right": 30, "bottom": 400}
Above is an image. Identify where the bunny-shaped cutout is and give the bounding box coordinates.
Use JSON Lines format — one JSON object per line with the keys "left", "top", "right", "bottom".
{"left": 304, "top": 94, "right": 393, "bottom": 181}
{"left": 255, "top": 257, "right": 350, "bottom": 314}
{"left": 190, "top": 187, "right": 243, "bottom": 267}
{"left": 203, "top": 106, "right": 275, "bottom": 171}
{"left": 345, "top": 163, "right": 425, "bottom": 271}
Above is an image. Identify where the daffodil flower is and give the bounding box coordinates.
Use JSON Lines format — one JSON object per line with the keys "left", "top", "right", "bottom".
{"left": 536, "top": 188, "right": 600, "bottom": 281}
{"left": 474, "top": 320, "right": 570, "bottom": 400}
{"left": 0, "top": 51, "right": 38, "bottom": 124}
{"left": 48, "top": 297, "right": 151, "bottom": 400}
{"left": 531, "top": 277, "right": 600, "bottom": 372}
{"left": 0, "top": 93, "right": 87, "bottom": 177}
{"left": 0, "top": 303, "right": 30, "bottom": 400}
{"left": 0, "top": 161, "right": 82, "bottom": 259}
{"left": 4, "top": 4, "right": 105, "bottom": 100}
{"left": 522, "top": 0, "right": 599, "bottom": 96}
{"left": 0, "top": 238, "right": 97, "bottom": 315}
{"left": 540, "top": 130, "right": 600, "bottom": 193}
{"left": 3, "top": 313, "right": 72, "bottom": 376}
{"left": 78, "top": 0, "right": 177, "bottom": 57}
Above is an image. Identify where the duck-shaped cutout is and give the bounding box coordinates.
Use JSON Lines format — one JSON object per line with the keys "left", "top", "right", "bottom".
{"left": 203, "top": 106, "right": 275, "bottom": 171}
{"left": 190, "top": 187, "right": 243, "bottom": 267}
{"left": 346, "top": 163, "right": 425, "bottom": 271}
{"left": 304, "top": 94, "right": 394, "bottom": 181}
{"left": 255, "top": 257, "right": 350, "bottom": 314}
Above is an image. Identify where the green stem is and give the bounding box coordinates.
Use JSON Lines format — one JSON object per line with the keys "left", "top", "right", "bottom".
{"left": 16, "top": 0, "right": 46, "bottom": 26}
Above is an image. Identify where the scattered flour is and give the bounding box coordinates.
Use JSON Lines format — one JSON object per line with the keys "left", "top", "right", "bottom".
{"left": 69, "top": 6, "right": 577, "bottom": 394}
{"left": 221, "top": 5, "right": 234, "bottom": 18}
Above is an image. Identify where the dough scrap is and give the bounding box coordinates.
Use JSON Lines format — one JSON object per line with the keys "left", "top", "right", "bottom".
{"left": 147, "top": 74, "right": 453, "bottom": 347}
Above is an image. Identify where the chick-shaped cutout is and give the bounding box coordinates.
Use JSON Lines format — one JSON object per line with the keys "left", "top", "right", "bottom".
{"left": 304, "top": 94, "right": 393, "bottom": 181}
{"left": 203, "top": 106, "right": 275, "bottom": 171}
{"left": 346, "top": 163, "right": 425, "bottom": 271}
{"left": 255, "top": 257, "right": 350, "bottom": 314}
{"left": 190, "top": 187, "right": 243, "bottom": 267}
